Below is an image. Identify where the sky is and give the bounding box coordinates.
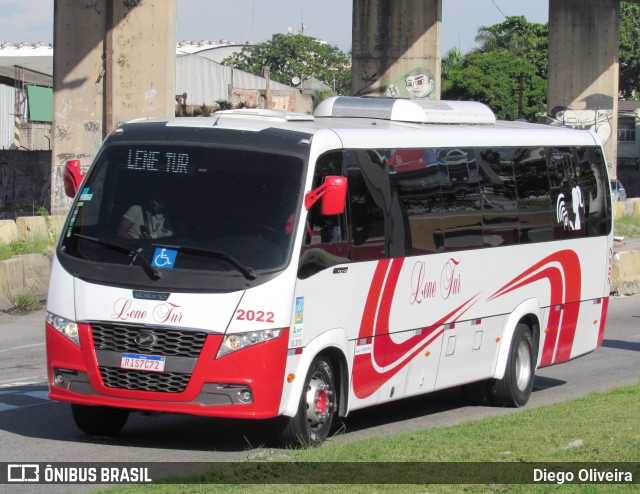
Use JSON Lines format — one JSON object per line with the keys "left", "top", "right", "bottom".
{"left": 0, "top": 0, "right": 548, "bottom": 55}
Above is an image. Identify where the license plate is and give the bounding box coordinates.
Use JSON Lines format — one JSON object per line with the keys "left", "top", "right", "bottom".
{"left": 120, "top": 353, "right": 165, "bottom": 372}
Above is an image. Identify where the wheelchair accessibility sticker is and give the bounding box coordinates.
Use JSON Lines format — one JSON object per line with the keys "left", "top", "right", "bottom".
{"left": 152, "top": 248, "right": 177, "bottom": 269}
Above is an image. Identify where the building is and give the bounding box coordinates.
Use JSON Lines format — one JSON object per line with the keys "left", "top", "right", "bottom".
{"left": 617, "top": 100, "right": 640, "bottom": 198}
{"left": 0, "top": 43, "right": 53, "bottom": 151}
{"left": 0, "top": 40, "right": 311, "bottom": 150}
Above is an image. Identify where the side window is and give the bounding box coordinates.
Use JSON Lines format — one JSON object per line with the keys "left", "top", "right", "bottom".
{"left": 548, "top": 147, "right": 584, "bottom": 239}
{"left": 304, "top": 151, "right": 347, "bottom": 247}
{"left": 393, "top": 148, "right": 444, "bottom": 254}
{"left": 513, "top": 147, "right": 553, "bottom": 243}
{"left": 477, "top": 148, "right": 518, "bottom": 247}
{"left": 439, "top": 148, "right": 483, "bottom": 250}
{"left": 347, "top": 160, "right": 386, "bottom": 260}
{"left": 578, "top": 146, "right": 611, "bottom": 236}
{"left": 298, "top": 151, "right": 349, "bottom": 280}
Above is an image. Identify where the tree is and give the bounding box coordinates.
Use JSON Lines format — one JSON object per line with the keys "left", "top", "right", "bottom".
{"left": 441, "top": 48, "right": 464, "bottom": 95}
{"left": 443, "top": 50, "right": 546, "bottom": 121}
{"left": 619, "top": 2, "right": 640, "bottom": 99}
{"left": 474, "top": 16, "right": 548, "bottom": 79}
{"left": 442, "top": 16, "right": 548, "bottom": 121}
{"left": 222, "top": 34, "right": 352, "bottom": 95}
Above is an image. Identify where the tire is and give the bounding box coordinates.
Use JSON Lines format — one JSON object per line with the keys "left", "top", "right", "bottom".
{"left": 491, "top": 323, "right": 534, "bottom": 407}
{"left": 71, "top": 404, "right": 130, "bottom": 436}
{"left": 462, "top": 379, "right": 493, "bottom": 406}
{"left": 277, "top": 355, "right": 336, "bottom": 447}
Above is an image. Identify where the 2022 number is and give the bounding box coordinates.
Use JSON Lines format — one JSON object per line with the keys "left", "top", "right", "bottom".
{"left": 236, "top": 309, "right": 275, "bottom": 323}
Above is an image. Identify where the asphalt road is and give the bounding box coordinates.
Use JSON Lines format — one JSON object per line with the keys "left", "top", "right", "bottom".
{"left": 0, "top": 295, "right": 638, "bottom": 489}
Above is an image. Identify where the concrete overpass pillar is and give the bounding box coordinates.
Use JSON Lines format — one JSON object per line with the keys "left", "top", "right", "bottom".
{"left": 51, "top": 0, "right": 176, "bottom": 214}
{"left": 352, "top": 0, "right": 441, "bottom": 99}
{"left": 547, "top": 0, "right": 620, "bottom": 176}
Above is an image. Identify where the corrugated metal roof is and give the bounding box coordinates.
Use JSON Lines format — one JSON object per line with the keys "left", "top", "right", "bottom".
{"left": 176, "top": 43, "right": 245, "bottom": 62}
{"left": 619, "top": 100, "right": 640, "bottom": 113}
{"left": 176, "top": 56, "right": 295, "bottom": 106}
{"left": 0, "top": 45, "right": 54, "bottom": 79}
{"left": 0, "top": 84, "right": 16, "bottom": 149}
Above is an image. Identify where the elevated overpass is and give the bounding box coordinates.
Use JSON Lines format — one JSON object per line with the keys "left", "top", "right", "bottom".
{"left": 352, "top": 0, "right": 629, "bottom": 177}
{"left": 51, "top": 0, "right": 630, "bottom": 212}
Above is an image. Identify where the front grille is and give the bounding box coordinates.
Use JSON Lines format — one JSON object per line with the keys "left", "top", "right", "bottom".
{"left": 91, "top": 323, "right": 207, "bottom": 358}
{"left": 91, "top": 323, "right": 208, "bottom": 393}
{"left": 99, "top": 366, "right": 191, "bottom": 393}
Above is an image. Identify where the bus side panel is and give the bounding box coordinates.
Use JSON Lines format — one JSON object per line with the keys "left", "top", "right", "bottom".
{"left": 401, "top": 328, "right": 443, "bottom": 399}
{"left": 344, "top": 238, "right": 609, "bottom": 410}
{"left": 433, "top": 314, "right": 505, "bottom": 391}
{"left": 288, "top": 258, "right": 374, "bottom": 407}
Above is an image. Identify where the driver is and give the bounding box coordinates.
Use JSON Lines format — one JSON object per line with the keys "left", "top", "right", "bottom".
{"left": 116, "top": 191, "right": 173, "bottom": 239}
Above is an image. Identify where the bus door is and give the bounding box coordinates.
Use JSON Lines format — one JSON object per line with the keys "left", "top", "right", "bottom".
{"left": 348, "top": 149, "right": 426, "bottom": 407}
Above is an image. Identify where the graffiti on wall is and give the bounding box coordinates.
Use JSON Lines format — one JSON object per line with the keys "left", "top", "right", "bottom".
{"left": 0, "top": 152, "right": 51, "bottom": 213}
{"left": 548, "top": 93, "right": 614, "bottom": 145}
{"left": 0, "top": 162, "right": 16, "bottom": 208}
{"left": 384, "top": 67, "right": 436, "bottom": 99}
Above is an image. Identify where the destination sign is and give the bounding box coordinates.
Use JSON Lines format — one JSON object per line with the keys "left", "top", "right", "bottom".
{"left": 126, "top": 149, "right": 192, "bottom": 174}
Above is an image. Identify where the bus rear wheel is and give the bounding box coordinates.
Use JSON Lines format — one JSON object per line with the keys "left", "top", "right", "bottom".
{"left": 491, "top": 323, "right": 534, "bottom": 407}
{"left": 277, "top": 355, "right": 336, "bottom": 447}
{"left": 71, "top": 404, "right": 129, "bottom": 436}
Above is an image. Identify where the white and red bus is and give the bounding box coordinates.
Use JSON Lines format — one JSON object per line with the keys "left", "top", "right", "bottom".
{"left": 46, "top": 97, "right": 612, "bottom": 446}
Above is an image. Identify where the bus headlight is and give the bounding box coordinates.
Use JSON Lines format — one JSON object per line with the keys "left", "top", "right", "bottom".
{"left": 46, "top": 312, "right": 80, "bottom": 346}
{"left": 217, "top": 329, "right": 282, "bottom": 358}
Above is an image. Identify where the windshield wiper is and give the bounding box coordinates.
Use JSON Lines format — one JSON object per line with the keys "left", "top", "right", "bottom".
{"left": 74, "top": 233, "right": 161, "bottom": 280}
{"left": 152, "top": 243, "right": 256, "bottom": 280}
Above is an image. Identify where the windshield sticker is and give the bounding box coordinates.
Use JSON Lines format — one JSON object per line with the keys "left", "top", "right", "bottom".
{"left": 152, "top": 247, "right": 177, "bottom": 269}
{"left": 79, "top": 188, "right": 93, "bottom": 201}
{"left": 291, "top": 296, "right": 304, "bottom": 349}
{"left": 294, "top": 297, "right": 304, "bottom": 324}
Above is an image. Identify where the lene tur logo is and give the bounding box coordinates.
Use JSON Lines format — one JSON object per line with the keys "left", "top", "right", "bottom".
{"left": 8, "top": 464, "right": 39, "bottom": 482}
{"left": 556, "top": 186, "right": 584, "bottom": 231}
{"left": 135, "top": 332, "right": 157, "bottom": 348}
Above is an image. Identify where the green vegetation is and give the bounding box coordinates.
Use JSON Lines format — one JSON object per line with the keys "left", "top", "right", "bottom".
{"left": 10, "top": 293, "right": 42, "bottom": 312}
{"left": 0, "top": 236, "right": 54, "bottom": 261}
{"left": 101, "top": 383, "right": 640, "bottom": 493}
{"left": 614, "top": 213, "right": 640, "bottom": 237}
{"left": 0, "top": 208, "right": 58, "bottom": 261}
{"left": 619, "top": 2, "right": 640, "bottom": 99}
{"left": 312, "top": 89, "right": 334, "bottom": 110}
{"left": 222, "top": 34, "right": 351, "bottom": 96}
{"left": 443, "top": 5, "right": 640, "bottom": 120}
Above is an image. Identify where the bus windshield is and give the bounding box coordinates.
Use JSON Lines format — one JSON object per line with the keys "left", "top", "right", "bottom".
{"left": 59, "top": 143, "right": 305, "bottom": 290}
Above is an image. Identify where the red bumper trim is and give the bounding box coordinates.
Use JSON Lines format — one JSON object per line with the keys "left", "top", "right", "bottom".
{"left": 46, "top": 324, "right": 289, "bottom": 419}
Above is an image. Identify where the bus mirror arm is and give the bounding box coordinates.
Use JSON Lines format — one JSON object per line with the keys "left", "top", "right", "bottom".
{"left": 304, "top": 176, "right": 348, "bottom": 215}
{"left": 64, "top": 159, "right": 86, "bottom": 198}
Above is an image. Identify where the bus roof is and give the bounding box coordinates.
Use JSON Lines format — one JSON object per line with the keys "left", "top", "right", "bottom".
{"left": 122, "top": 97, "right": 602, "bottom": 149}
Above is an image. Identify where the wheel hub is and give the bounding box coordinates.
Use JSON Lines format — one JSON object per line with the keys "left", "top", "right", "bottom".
{"left": 306, "top": 378, "right": 333, "bottom": 428}
{"left": 515, "top": 340, "right": 532, "bottom": 391}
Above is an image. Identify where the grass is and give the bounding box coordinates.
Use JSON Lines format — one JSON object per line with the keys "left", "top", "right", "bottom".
{"left": 614, "top": 213, "right": 640, "bottom": 237}
{"left": 0, "top": 236, "right": 55, "bottom": 261}
{"left": 10, "top": 293, "right": 42, "bottom": 312}
{"left": 99, "top": 383, "right": 640, "bottom": 493}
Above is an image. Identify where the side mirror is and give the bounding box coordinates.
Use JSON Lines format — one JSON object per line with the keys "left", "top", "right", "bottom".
{"left": 304, "top": 176, "right": 347, "bottom": 215}
{"left": 63, "top": 159, "right": 85, "bottom": 198}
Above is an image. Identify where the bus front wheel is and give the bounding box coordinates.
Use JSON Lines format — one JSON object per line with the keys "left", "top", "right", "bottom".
{"left": 491, "top": 323, "right": 534, "bottom": 407}
{"left": 277, "top": 355, "right": 336, "bottom": 447}
{"left": 71, "top": 404, "right": 129, "bottom": 436}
